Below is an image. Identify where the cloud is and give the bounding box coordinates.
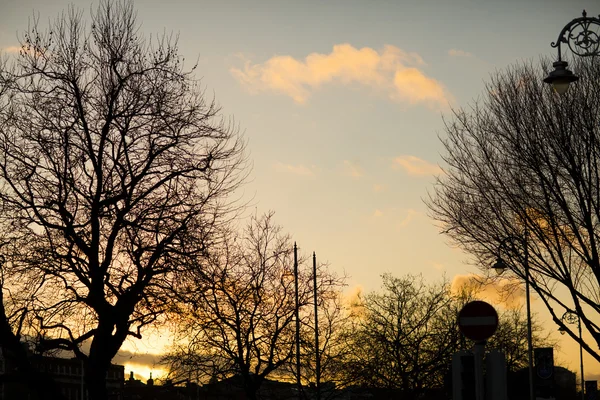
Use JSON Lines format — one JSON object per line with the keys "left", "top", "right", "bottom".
{"left": 398, "top": 209, "right": 418, "bottom": 227}
{"left": 273, "top": 162, "right": 316, "bottom": 177}
{"left": 391, "top": 68, "right": 449, "bottom": 106}
{"left": 343, "top": 160, "right": 364, "bottom": 178}
{"left": 231, "top": 44, "right": 451, "bottom": 108}
{"left": 432, "top": 262, "right": 445, "bottom": 271}
{"left": 451, "top": 274, "right": 527, "bottom": 309}
{"left": 345, "top": 285, "right": 365, "bottom": 318}
{"left": 448, "top": 48, "right": 474, "bottom": 58}
{"left": 1, "top": 45, "right": 48, "bottom": 58}
{"left": 373, "top": 209, "right": 383, "bottom": 218}
{"left": 373, "top": 184, "right": 387, "bottom": 193}
{"left": 392, "top": 155, "right": 442, "bottom": 176}
{"left": 2, "top": 46, "right": 21, "bottom": 54}
{"left": 113, "top": 349, "right": 163, "bottom": 367}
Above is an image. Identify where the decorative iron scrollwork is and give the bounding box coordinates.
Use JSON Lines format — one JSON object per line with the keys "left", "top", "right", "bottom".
{"left": 551, "top": 10, "right": 600, "bottom": 59}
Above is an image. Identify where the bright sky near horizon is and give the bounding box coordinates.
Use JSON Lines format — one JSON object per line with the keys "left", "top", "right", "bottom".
{"left": 1, "top": 0, "right": 599, "bottom": 384}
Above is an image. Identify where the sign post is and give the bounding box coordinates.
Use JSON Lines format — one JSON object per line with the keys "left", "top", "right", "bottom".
{"left": 458, "top": 301, "right": 500, "bottom": 400}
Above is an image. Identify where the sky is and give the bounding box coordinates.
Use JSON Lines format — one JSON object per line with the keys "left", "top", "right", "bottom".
{"left": 1, "top": 0, "right": 599, "bottom": 383}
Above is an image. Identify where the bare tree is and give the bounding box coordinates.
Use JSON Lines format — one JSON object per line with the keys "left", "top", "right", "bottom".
{"left": 427, "top": 57, "right": 600, "bottom": 362}
{"left": 488, "top": 306, "right": 555, "bottom": 373}
{"left": 0, "top": 1, "right": 246, "bottom": 398}
{"left": 164, "top": 212, "right": 344, "bottom": 400}
{"left": 344, "top": 274, "right": 456, "bottom": 399}
{"left": 343, "top": 274, "right": 554, "bottom": 398}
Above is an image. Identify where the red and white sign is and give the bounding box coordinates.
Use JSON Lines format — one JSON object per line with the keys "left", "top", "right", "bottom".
{"left": 458, "top": 300, "right": 499, "bottom": 342}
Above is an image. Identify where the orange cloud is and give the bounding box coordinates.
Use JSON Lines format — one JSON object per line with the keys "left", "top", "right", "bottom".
{"left": 373, "top": 184, "right": 387, "bottom": 193}
{"left": 273, "top": 162, "right": 316, "bottom": 177}
{"left": 343, "top": 160, "right": 364, "bottom": 178}
{"left": 451, "top": 274, "right": 526, "bottom": 309}
{"left": 392, "top": 155, "right": 442, "bottom": 176}
{"left": 345, "top": 285, "right": 365, "bottom": 318}
{"left": 231, "top": 44, "right": 451, "bottom": 108}
{"left": 2, "top": 46, "right": 21, "bottom": 54}
{"left": 392, "top": 68, "right": 448, "bottom": 107}
{"left": 398, "top": 209, "right": 418, "bottom": 227}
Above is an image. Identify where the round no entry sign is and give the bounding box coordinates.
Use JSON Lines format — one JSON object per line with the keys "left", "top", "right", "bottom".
{"left": 458, "top": 300, "right": 499, "bottom": 342}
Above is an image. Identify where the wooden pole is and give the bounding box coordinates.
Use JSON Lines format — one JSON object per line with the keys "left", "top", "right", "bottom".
{"left": 294, "top": 243, "right": 302, "bottom": 398}
{"left": 313, "top": 252, "right": 320, "bottom": 400}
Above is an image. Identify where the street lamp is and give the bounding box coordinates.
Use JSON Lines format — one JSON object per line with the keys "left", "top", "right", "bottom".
{"left": 544, "top": 10, "right": 600, "bottom": 94}
{"left": 559, "top": 311, "right": 585, "bottom": 400}
{"left": 492, "top": 234, "right": 534, "bottom": 400}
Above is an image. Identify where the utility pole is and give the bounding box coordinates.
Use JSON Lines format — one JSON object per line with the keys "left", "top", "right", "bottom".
{"left": 294, "top": 243, "right": 302, "bottom": 399}
{"left": 313, "top": 252, "right": 320, "bottom": 400}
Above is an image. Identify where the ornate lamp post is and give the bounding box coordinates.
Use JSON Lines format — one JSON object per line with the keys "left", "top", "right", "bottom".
{"left": 491, "top": 233, "right": 534, "bottom": 400}
{"left": 544, "top": 10, "right": 600, "bottom": 94}
{"left": 559, "top": 311, "right": 585, "bottom": 400}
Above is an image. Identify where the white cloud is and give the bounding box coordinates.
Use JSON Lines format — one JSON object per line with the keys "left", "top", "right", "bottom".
{"left": 373, "top": 209, "right": 384, "bottom": 218}
{"left": 448, "top": 48, "right": 474, "bottom": 58}
{"left": 273, "top": 162, "right": 316, "bottom": 177}
{"left": 231, "top": 43, "right": 451, "bottom": 108}
{"left": 392, "top": 155, "right": 442, "bottom": 176}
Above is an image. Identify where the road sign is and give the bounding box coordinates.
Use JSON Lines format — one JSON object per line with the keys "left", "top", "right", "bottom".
{"left": 458, "top": 300, "right": 499, "bottom": 342}
{"left": 534, "top": 347, "right": 554, "bottom": 379}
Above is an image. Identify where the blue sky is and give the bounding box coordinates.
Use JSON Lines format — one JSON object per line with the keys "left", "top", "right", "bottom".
{"left": 1, "top": 0, "right": 598, "bottom": 381}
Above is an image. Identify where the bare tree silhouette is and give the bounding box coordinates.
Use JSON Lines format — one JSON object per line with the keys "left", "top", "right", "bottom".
{"left": 164, "top": 212, "right": 344, "bottom": 400}
{"left": 345, "top": 274, "right": 455, "bottom": 399}
{"left": 341, "top": 274, "right": 554, "bottom": 399}
{"left": 0, "top": 1, "right": 246, "bottom": 398}
{"left": 428, "top": 58, "right": 600, "bottom": 362}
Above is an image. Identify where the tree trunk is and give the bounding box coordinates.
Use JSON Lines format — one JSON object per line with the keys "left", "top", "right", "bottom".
{"left": 85, "top": 357, "right": 111, "bottom": 400}
{"left": 243, "top": 374, "right": 262, "bottom": 400}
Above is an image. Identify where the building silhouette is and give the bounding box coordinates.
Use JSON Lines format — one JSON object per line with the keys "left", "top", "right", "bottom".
{"left": 0, "top": 349, "right": 124, "bottom": 400}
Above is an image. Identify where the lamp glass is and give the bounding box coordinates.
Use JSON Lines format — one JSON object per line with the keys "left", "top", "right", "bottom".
{"left": 553, "top": 80, "right": 570, "bottom": 95}
{"left": 492, "top": 259, "right": 506, "bottom": 276}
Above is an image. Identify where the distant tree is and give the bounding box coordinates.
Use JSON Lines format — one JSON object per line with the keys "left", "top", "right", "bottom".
{"left": 488, "top": 306, "right": 555, "bottom": 372}
{"left": 427, "top": 58, "right": 600, "bottom": 362}
{"left": 345, "top": 274, "right": 456, "bottom": 400}
{"left": 344, "top": 274, "right": 555, "bottom": 399}
{"left": 164, "top": 213, "right": 344, "bottom": 400}
{"left": 0, "top": 1, "right": 246, "bottom": 399}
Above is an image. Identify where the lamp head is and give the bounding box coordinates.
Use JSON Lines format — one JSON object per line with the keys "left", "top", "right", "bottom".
{"left": 543, "top": 60, "right": 579, "bottom": 95}
{"left": 492, "top": 257, "right": 507, "bottom": 276}
{"left": 558, "top": 326, "right": 566, "bottom": 335}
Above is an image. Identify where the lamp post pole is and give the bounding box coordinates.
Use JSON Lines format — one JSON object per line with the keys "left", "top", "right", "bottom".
{"left": 524, "top": 244, "right": 534, "bottom": 400}
{"left": 543, "top": 10, "right": 600, "bottom": 93}
{"left": 560, "top": 311, "right": 585, "bottom": 400}
{"left": 578, "top": 316, "right": 584, "bottom": 400}
{"left": 492, "top": 232, "right": 534, "bottom": 400}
